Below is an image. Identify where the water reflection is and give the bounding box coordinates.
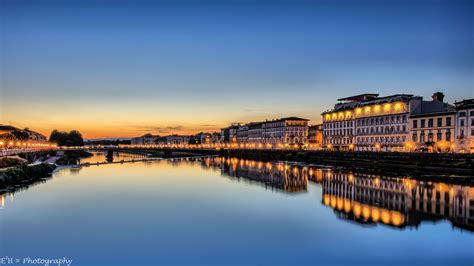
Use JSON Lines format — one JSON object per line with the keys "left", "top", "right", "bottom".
{"left": 79, "top": 151, "right": 148, "bottom": 164}
{"left": 1, "top": 155, "right": 472, "bottom": 233}
{"left": 321, "top": 170, "right": 474, "bottom": 231}
{"left": 202, "top": 157, "right": 308, "bottom": 192}
{"left": 200, "top": 157, "right": 474, "bottom": 232}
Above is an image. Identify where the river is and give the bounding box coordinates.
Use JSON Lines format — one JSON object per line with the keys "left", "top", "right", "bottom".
{"left": 0, "top": 154, "right": 472, "bottom": 265}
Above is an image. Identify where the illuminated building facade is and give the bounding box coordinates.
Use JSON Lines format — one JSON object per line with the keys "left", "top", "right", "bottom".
{"left": 262, "top": 117, "right": 309, "bottom": 146}
{"left": 130, "top": 134, "right": 160, "bottom": 145}
{"left": 323, "top": 94, "right": 414, "bottom": 151}
{"left": 220, "top": 124, "right": 240, "bottom": 144}
{"left": 236, "top": 125, "right": 249, "bottom": 144}
{"left": 247, "top": 122, "right": 264, "bottom": 144}
{"left": 455, "top": 99, "right": 474, "bottom": 153}
{"left": 223, "top": 117, "right": 309, "bottom": 147}
{"left": 409, "top": 92, "right": 455, "bottom": 152}
{"left": 308, "top": 124, "right": 323, "bottom": 149}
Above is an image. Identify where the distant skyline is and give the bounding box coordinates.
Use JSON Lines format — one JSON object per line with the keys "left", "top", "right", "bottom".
{"left": 1, "top": 0, "right": 473, "bottom": 138}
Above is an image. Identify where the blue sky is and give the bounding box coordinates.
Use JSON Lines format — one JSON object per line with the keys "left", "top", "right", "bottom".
{"left": 1, "top": 0, "right": 473, "bottom": 137}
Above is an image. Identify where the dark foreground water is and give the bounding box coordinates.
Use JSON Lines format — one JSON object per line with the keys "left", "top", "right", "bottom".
{"left": 1, "top": 155, "right": 473, "bottom": 266}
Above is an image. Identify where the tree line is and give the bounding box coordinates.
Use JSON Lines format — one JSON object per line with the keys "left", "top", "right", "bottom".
{"left": 49, "top": 130, "right": 84, "bottom": 146}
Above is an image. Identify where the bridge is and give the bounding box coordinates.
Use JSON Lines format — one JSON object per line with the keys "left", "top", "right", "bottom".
{"left": 0, "top": 145, "right": 221, "bottom": 157}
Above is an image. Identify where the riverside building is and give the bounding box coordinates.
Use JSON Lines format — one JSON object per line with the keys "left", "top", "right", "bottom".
{"left": 262, "top": 117, "right": 309, "bottom": 147}
{"left": 323, "top": 94, "right": 414, "bottom": 151}
{"left": 308, "top": 124, "right": 323, "bottom": 149}
{"left": 409, "top": 92, "right": 456, "bottom": 152}
{"left": 455, "top": 99, "right": 474, "bottom": 153}
{"left": 222, "top": 117, "right": 309, "bottom": 148}
{"left": 220, "top": 124, "right": 239, "bottom": 144}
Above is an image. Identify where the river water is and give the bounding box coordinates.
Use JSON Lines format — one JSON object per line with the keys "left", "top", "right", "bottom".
{"left": 1, "top": 154, "right": 473, "bottom": 265}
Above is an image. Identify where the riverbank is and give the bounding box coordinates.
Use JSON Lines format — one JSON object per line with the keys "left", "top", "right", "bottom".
{"left": 0, "top": 163, "right": 56, "bottom": 190}
{"left": 218, "top": 149, "right": 474, "bottom": 176}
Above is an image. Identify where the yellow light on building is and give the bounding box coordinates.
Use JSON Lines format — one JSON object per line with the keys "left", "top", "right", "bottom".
{"left": 345, "top": 111, "right": 352, "bottom": 118}
{"left": 355, "top": 107, "right": 362, "bottom": 115}
{"left": 394, "top": 102, "right": 403, "bottom": 111}
{"left": 0, "top": 141, "right": 3, "bottom": 146}
{"left": 364, "top": 106, "right": 371, "bottom": 114}
{"left": 373, "top": 105, "right": 381, "bottom": 113}
{"left": 383, "top": 103, "right": 391, "bottom": 112}
{"left": 362, "top": 205, "right": 371, "bottom": 219}
{"left": 381, "top": 210, "right": 391, "bottom": 224}
{"left": 325, "top": 114, "right": 331, "bottom": 120}
{"left": 332, "top": 113, "right": 337, "bottom": 120}
{"left": 353, "top": 203, "right": 362, "bottom": 217}
{"left": 349, "top": 144, "right": 354, "bottom": 150}
{"left": 371, "top": 207, "right": 380, "bottom": 222}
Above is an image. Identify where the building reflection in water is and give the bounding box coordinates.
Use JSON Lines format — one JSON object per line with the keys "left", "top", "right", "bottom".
{"left": 321, "top": 169, "right": 474, "bottom": 231}
{"left": 200, "top": 157, "right": 473, "bottom": 231}
{"left": 201, "top": 157, "right": 308, "bottom": 192}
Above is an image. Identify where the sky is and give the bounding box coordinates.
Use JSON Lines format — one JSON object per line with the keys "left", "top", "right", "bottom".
{"left": 1, "top": 0, "right": 473, "bottom": 139}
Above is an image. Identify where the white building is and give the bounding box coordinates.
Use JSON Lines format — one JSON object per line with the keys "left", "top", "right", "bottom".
{"left": 455, "top": 99, "right": 474, "bottom": 153}
{"left": 220, "top": 124, "right": 239, "bottom": 144}
{"left": 130, "top": 134, "right": 160, "bottom": 145}
{"left": 224, "top": 117, "right": 309, "bottom": 147}
{"left": 409, "top": 92, "right": 455, "bottom": 152}
{"left": 323, "top": 94, "right": 413, "bottom": 151}
{"left": 262, "top": 117, "right": 309, "bottom": 146}
{"left": 236, "top": 125, "right": 249, "bottom": 144}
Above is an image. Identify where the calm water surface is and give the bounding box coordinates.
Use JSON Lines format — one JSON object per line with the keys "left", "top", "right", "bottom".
{"left": 1, "top": 155, "right": 473, "bottom": 265}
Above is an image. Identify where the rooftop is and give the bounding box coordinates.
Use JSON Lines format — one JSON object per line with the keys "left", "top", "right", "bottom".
{"left": 455, "top": 99, "right": 474, "bottom": 109}
{"left": 337, "top": 94, "right": 379, "bottom": 102}
{"left": 411, "top": 100, "right": 455, "bottom": 116}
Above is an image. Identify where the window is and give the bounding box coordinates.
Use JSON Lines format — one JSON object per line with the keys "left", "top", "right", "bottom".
{"left": 421, "top": 119, "right": 425, "bottom": 128}
{"left": 428, "top": 119, "right": 433, "bottom": 127}
{"left": 413, "top": 120, "right": 418, "bottom": 128}
{"left": 459, "top": 111, "right": 466, "bottom": 117}
{"left": 472, "top": 129, "right": 474, "bottom": 136}
{"left": 420, "top": 132, "right": 425, "bottom": 143}
{"left": 437, "top": 130, "right": 442, "bottom": 141}
{"left": 460, "top": 119, "right": 465, "bottom": 127}
{"left": 470, "top": 110, "right": 474, "bottom": 116}
{"left": 471, "top": 119, "right": 474, "bottom": 126}
{"left": 446, "top": 117, "right": 451, "bottom": 126}
{"left": 437, "top": 118, "right": 442, "bottom": 127}
{"left": 446, "top": 130, "right": 451, "bottom": 141}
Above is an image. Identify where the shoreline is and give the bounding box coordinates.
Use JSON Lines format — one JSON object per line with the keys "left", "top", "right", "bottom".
{"left": 217, "top": 149, "right": 474, "bottom": 176}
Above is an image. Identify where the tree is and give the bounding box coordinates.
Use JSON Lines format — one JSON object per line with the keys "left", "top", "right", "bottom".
{"left": 49, "top": 129, "right": 84, "bottom": 146}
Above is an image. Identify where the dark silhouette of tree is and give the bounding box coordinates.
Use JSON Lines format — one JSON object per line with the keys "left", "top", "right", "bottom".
{"left": 49, "top": 129, "right": 84, "bottom": 146}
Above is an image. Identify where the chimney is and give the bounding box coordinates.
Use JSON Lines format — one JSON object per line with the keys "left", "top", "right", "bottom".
{"left": 432, "top": 92, "right": 445, "bottom": 102}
